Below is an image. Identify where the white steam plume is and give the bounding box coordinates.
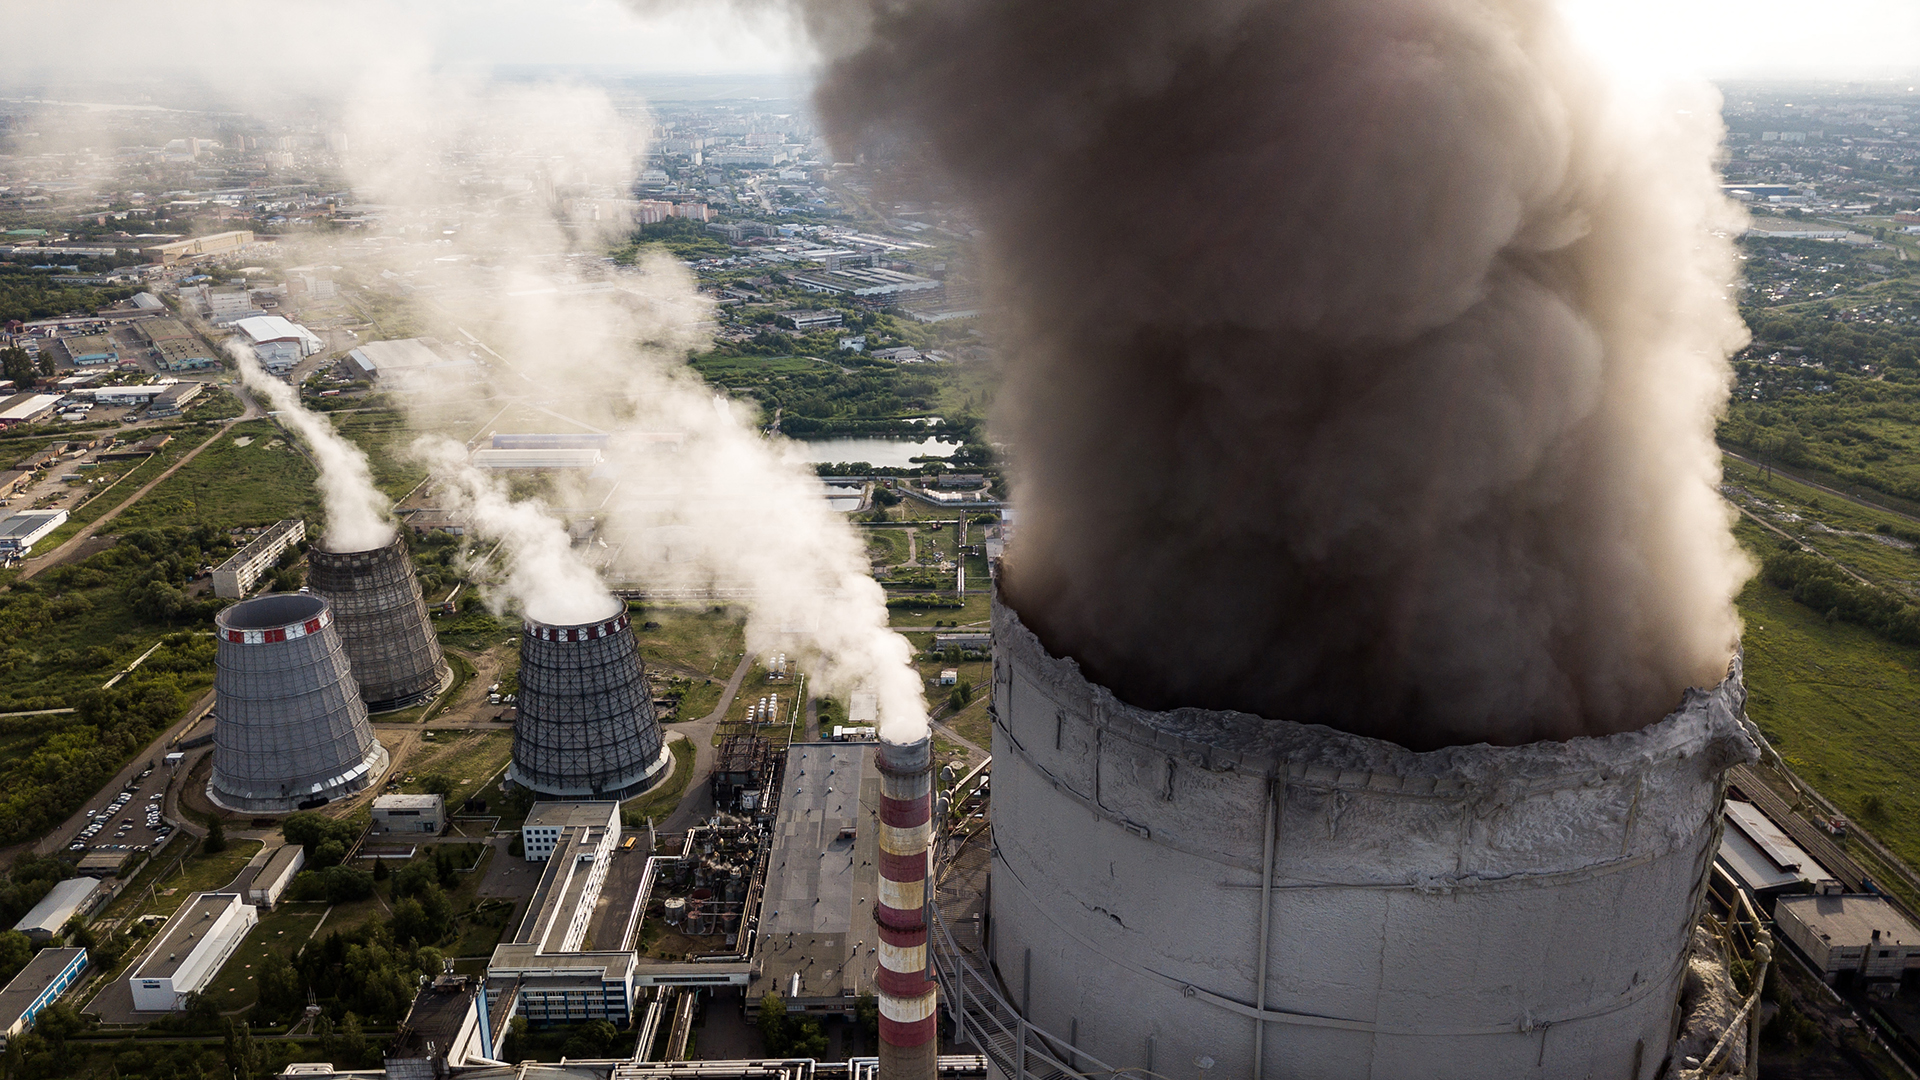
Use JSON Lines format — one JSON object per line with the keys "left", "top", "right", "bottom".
{"left": 228, "top": 344, "right": 395, "bottom": 553}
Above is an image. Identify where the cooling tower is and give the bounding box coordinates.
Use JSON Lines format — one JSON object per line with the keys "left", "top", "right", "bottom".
{"left": 306, "top": 538, "right": 452, "bottom": 712}
{"left": 208, "top": 593, "right": 389, "bottom": 813}
{"left": 983, "top": 596, "right": 1755, "bottom": 1080}
{"left": 508, "top": 605, "right": 672, "bottom": 799}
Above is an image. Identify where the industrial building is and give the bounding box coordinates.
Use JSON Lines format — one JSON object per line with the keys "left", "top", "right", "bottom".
{"left": 233, "top": 315, "right": 323, "bottom": 372}
{"left": 127, "top": 892, "right": 257, "bottom": 1011}
{"left": 472, "top": 448, "right": 604, "bottom": 470}
{"left": 143, "top": 230, "right": 255, "bottom": 263}
{"left": 247, "top": 845, "right": 307, "bottom": 909}
{"left": 73, "top": 382, "right": 177, "bottom": 406}
{"left": 490, "top": 433, "right": 612, "bottom": 451}
{"left": 1775, "top": 893, "right": 1920, "bottom": 984}
{"left": 212, "top": 518, "right": 306, "bottom": 598}
{"left": 307, "top": 537, "right": 451, "bottom": 711}
{"left": 0, "top": 948, "right": 87, "bottom": 1050}
{"left": 787, "top": 266, "right": 942, "bottom": 299}
{"left": 952, "top": 595, "right": 1758, "bottom": 1080}
{"left": 208, "top": 592, "right": 389, "bottom": 813}
{"left": 1717, "top": 798, "right": 1829, "bottom": 910}
{"left": 147, "top": 382, "right": 204, "bottom": 417}
{"left": 779, "top": 309, "right": 844, "bottom": 330}
{"left": 0, "top": 394, "right": 62, "bottom": 428}
{"left": 60, "top": 334, "right": 116, "bottom": 365}
{"left": 347, "top": 338, "right": 480, "bottom": 385}
{"left": 756, "top": 743, "right": 883, "bottom": 1014}
{"left": 11, "top": 877, "right": 103, "bottom": 942}
{"left": 0, "top": 510, "right": 68, "bottom": 555}
{"left": 373, "top": 793, "right": 446, "bottom": 835}
{"left": 509, "top": 607, "right": 672, "bottom": 800}
{"left": 490, "top": 802, "right": 637, "bottom": 1024}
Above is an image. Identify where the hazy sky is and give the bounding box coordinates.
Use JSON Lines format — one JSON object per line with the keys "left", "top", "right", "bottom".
{"left": 1, "top": 0, "right": 1913, "bottom": 85}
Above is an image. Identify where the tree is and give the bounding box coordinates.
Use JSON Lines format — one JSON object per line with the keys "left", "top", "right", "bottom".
{"left": 203, "top": 816, "right": 227, "bottom": 854}
{"left": 420, "top": 773, "right": 455, "bottom": 799}
{"left": 34, "top": 351, "right": 53, "bottom": 378}
{"left": 0, "top": 347, "right": 33, "bottom": 389}
{"left": 758, "top": 990, "right": 790, "bottom": 1052}
{"left": 0, "top": 931, "right": 30, "bottom": 983}
{"left": 340, "top": 1012, "right": 368, "bottom": 1066}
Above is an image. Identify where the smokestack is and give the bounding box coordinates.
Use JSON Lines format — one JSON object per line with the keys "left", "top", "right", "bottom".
{"left": 510, "top": 604, "right": 672, "bottom": 799}
{"left": 986, "top": 595, "right": 1754, "bottom": 1078}
{"left": 306, "top": 537, "right": 451, "bottom": 712}
{"left": 209, "top": 593, "right": 389, "bottom": 812}
{"left": 875, "top": 732, "right": 937, "bottom": 1080}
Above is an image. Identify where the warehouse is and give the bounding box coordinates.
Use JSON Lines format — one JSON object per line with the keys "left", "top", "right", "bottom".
{"left": 0, "top": 394, "right": 62, "bottom": 429}
{"left": 247, "top": 846, "right": 307, "bottom": 909}
{"left": 11, "top": 877, "right": 103, "bottom": 942}
{"left": 0, "top": 948, "right": 87, "bottom": 1050}
{"left": 234, "top": 316, "right": 323, "bottom": 373}
{"left": 127, "top": 893, "right": 257, "bottom": 1012}
{"left": 471, "top": 448, "right": 603, "bottom": 470}
{"left": 143, "top": 230, "right": 255, "bottom": 263}
{"left": 1717, "top": 799, "right": 1829, "bottom": 910}
{"left": 1775, "top": 892, "right": 1920, "bottom": 985}
{"left": 0, "top": 510, "right": 69, "bottom": 555}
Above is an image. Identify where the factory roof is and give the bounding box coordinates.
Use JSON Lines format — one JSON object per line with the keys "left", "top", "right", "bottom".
{"left": 13, "top": 878, "right": 102, "bottom": 937}
{"left": 375, "top": 793, "right": 445, "bottom": 811}
{"left": 1719, "top": 800, "right": 1825, "bottom": 895}
{"left": 233, "top": 315, "right": 321, "bottom": 351}
{"left": 756, "top": 742, "right": 881, "bottom": 1003}
{"left": 255, "top": 844, "right": 306, "bottom": 884}
{"left": 0, "top": 948, "right": 87, "bottom": 1029}
{"left": 471, "top": 448, "right": 603, "bottom": 470}
{"left": 132, "top": 893, "right": 247, "bottom": 981}
{"left": 525, "top": 802, "right": 621, "bottom": 830}
{"left": 1777, "top": 894, "right": 1920, "bottom": 948}
{"left": 0, "top": 511, "right": 68, "bottom": 543}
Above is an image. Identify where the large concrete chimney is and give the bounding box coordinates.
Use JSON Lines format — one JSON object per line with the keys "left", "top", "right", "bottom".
{"left": 208, "top": 593, "right": 389, "bottom": 813}
{"left": 509, "top": 603, "right": 672, "bottom": 799}
{"left": 876, "top": 732, "right": 938, "bottom": 1080}
{"left": 984, "top": 594, "right": 1754, "bottom": 1079}
{"left": 306, "top": 537, "right": 450, "bottom": 712}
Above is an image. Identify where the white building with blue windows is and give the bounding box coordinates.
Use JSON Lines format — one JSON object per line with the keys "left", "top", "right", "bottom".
{"left": 0, "top": 948, "right": 87, "bottom": 1049}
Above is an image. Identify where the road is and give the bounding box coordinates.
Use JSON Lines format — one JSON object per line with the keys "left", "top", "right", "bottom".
{"left": 17, "top": 416, "right": 247, "bottom": 580}
{"left": 659, "top": 652, "right": 759, "bottom": 835}
{"left": 1723, "top": 446, "right": 1920, "bottom": 529}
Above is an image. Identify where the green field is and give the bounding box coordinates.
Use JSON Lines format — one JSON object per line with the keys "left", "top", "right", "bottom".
{"left": 622, "top": 737, "right": 697, "bottom": 825}
{"left": 104, "top": 838, "right": 265, "bottom": 923}
{"left": 631, "top": 605, "right": 746, "bottom": 678}
{"left": 1736, "top": 539, "right": 1920, "bottom": 871}
{"left": 113, "top": 420, "right": 320, "bottom": 530}
{"left": 202, "top": 903, "right": 330, "bottom": 1010}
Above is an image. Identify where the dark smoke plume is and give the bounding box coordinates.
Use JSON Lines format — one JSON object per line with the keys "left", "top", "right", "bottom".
{"left": 802, "top": 0, "right": 1750, "bottom": 749}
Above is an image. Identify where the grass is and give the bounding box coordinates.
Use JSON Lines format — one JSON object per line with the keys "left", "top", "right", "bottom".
{"left": 918, "top": 652, "right": 991, "bottom": 751}
{"left": 113, "top": 420, "right": 320, "bottom": 530}
{"left": 1736, "top": 545, "right": 1920, "bottom": 872}
{"left": 886, "top": 592, "right": 990, "bottom": 628}
{"left": 631, "top": 605, "right": 746, "bottom": 678}
{"left": 622, "top": 738, "right": 697, "bottom": 825}
{"left": 331, "top": 409, "right": 428, "bottom": 500}
{"left": 434, "top": 611, "right": 515, "bottom": 652}
{"left": 201, "top": 904, "right": 329, "bottom": 1011}
{"left": 399, "top": 730, "right": 512, "bottom": 809}
{"left": 23, "top": 433, "right": 198, "bottom": 552}
{"left": 103, "top": 838, "right": 265, "bottom": 922}
{"left": 1724, "top": 454, "right": 1920, "bottom": 593}
{"left": 419, "top": 651, "right": 474, "bottom": 724}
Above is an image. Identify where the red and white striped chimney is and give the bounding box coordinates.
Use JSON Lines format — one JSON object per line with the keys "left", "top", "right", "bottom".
{"left": 876, "top": 733, "right": 938, "bottom": 1080}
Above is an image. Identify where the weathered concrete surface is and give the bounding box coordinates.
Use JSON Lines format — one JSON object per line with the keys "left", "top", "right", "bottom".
{"left": 988, "top": 597, "right": 1755, "bottom": 1080}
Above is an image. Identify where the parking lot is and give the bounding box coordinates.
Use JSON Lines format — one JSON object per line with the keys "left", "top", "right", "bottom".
{"left": 65, "top": 763, "right": 176, "bottom": 860}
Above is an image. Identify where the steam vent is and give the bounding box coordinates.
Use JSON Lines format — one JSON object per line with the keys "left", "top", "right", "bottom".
{"left": 208, "top": 593, "right": 389, "bottom": 813}
{"left": 983, "top": 596, "right": 1755, "bottom": 1080}
{"left": 509, "top": 606, "right": 672, "bottom": 799}
{"left": 306, "top": 537, "right": 451, "bottom": 711}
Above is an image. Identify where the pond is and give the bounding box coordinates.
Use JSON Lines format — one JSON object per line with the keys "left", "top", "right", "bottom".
{"left": 794, "top": 435, "right": 959, "bottom": 469}
{"left": 824, "top": 482, "right": 864, "bottom": 512}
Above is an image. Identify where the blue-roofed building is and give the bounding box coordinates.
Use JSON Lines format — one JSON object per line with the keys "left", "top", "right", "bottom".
{"left": 0, "top": 948, "right": 87, "bottom": 1049}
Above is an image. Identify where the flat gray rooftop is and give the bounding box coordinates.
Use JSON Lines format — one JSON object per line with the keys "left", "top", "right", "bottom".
{"left": 0, "top": 948, "right": 85, "bottom": 1026}
{"left": 133, "top": 893, "right": 243, "bottom": 981}
{"left": 756, "top": 743, "right": 881, "bottom": 1003}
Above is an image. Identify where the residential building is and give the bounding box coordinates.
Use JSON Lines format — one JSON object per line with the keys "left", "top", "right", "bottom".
{"left": 212, "top": 518, "right": 306, "bottom": 598}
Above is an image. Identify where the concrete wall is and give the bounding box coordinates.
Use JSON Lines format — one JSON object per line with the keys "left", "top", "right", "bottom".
{"left": 987, "top": 599, "right": 1754, "bottom": 1080}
